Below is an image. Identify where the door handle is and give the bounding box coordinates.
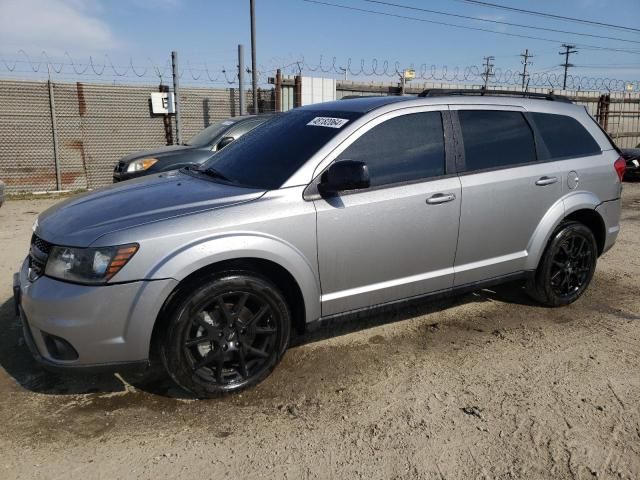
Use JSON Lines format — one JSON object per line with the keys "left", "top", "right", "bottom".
{"left": 426, "top": 193, "right": 456, "bottom": 205}
{"left": 535, "top": 176, "right": 558, "bottom": 186}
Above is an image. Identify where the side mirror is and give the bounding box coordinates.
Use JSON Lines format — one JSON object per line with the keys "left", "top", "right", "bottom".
{"left": 319, "top": 160, "right": 370, "bottom": 194}
{"left": 216, "top": 136, "right": 235, "bottom": 150}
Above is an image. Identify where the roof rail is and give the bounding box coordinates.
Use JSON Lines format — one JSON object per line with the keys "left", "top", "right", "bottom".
{"left": 418, "top": 88, "right": 573, "bottom": 103}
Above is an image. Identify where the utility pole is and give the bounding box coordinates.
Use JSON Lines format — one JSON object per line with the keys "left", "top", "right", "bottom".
{"left": 519, "top": 49, "right": 533, "bottom": 91}
{"left": 482, "top": 56, "right": 495, "bottom": 90}
{"left": 171, "top": 50, "right": 183, "bottom": 145}
{"left": 559, "top": 44, "right": 578, "bottom": 90}
{"left": 238, "top": 44, "right": 245, "bottom": 116}
{"left": 250, "top": 0, "right": 258, "bottom": 113}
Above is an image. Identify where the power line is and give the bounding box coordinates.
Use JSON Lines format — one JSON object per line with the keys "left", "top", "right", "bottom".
{"left": 574, "top": 64, "right": 640, "bottom": 69}
{"left": 445, "top": 0, "right": 640, "bottom": 33}
{"left": 365, "top": 0, "right": 640, "bottom": 45}
{"left": 302, "top": 0, "right": 640, "bottom": 55}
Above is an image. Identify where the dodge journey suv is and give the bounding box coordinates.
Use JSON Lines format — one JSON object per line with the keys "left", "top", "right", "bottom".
{"left": 14, "top": 90, "right": 624, "bottom": 397}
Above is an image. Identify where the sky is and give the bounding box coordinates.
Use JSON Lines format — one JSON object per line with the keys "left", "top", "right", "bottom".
{"left": 0, "top": 0, "right": 638, "bottom": 87}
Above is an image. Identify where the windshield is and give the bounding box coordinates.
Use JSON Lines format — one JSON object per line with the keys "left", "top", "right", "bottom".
{"left": 185, "top": 119, "right": 236, "bottom": 147}
{"left": 200, "top": 109, "right": 363, "bottom": 189}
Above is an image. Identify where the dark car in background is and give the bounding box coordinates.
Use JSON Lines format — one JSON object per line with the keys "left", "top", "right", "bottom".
{"left": 621, "top": 144, "right": 640, "bottom": 180}
{"left": 113, "top": 114, "right": 276, "bottom": 182}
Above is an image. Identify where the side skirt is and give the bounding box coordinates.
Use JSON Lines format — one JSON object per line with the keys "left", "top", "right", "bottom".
{"left": 306, "top": 270, "right": 530, "bottom": 332}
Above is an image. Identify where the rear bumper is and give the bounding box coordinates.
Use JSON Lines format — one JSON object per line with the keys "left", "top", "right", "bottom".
{"left": 15, "top": 258, "right": 178, "bottom": 369}
{"left": 596, "top": 198, "right": 621, "bottom": 255}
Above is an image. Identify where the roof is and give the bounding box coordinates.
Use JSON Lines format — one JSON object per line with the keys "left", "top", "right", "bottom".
{"left": 299, "top": 95, "right": 413, "bottom": 113}
{"left": 227, "top": 113, "right": 279, "bottom": 122}
{"left": 299, "top": 92, "right": 583, "bottom": 116}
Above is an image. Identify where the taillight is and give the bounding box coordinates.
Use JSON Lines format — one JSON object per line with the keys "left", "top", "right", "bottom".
{"left": 614, "top": 156, "right": 626, "bottom": 182}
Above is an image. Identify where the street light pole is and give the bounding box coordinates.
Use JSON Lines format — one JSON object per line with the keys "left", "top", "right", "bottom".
{"left": 250, "top": 0, "right": 258, "bottom": 113}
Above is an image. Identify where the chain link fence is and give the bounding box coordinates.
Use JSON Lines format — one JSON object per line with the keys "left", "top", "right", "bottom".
{"left": 0, "top": 79, "right": 275, "bottom": 194}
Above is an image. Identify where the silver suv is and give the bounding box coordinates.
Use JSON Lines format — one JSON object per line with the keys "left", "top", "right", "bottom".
{"left": 14, "top": 91, "right": 625, "bottom": 397}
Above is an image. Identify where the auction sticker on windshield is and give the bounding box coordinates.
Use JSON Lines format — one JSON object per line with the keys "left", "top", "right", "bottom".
{"left": 307, "top": 117, "right": 350, "bottom": 128}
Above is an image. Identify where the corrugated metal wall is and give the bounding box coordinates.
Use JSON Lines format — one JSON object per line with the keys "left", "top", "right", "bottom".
{"left": 0, "top": 80, "right": 275, "bottom": 193}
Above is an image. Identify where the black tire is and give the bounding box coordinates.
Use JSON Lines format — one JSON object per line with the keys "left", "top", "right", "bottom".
{"left": 526, "top": 221, "right": 598, "bottom": 307}
{"left": 160, "top": 272, "right": 291, "bottom": 398}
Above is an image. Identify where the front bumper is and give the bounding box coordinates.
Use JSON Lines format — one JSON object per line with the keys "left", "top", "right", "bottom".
{"left": 15, "top": 258, "right": 178, "bottom": 369}
{"left": 113, "top": 169, "right": 150, "bottom": 183}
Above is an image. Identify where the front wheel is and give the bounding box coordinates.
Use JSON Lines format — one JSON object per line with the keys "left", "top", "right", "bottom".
{"left": 160, "top": 273, "right": 291, "bottom": 398}
{"left": 526, "top": 221, "right": 598, "bottom": 307}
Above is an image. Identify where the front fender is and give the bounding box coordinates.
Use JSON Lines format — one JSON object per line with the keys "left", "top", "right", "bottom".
{"left": 147, "top": 232, "right": 321, "bottom": 324}
{"left": 526, "top": 191, "right": 602, "bottom": 270}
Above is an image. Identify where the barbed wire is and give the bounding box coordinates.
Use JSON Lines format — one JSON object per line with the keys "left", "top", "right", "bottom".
{"left": 0, "top": 50, "right": 267, "bottom": 85}
{"left": 291, "top": 55, "right": 640, "bottom": 92}
{"left": 1, "top": 50, "right": 638, "bottom": 92}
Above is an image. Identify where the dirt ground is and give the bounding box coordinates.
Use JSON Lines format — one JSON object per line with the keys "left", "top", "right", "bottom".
{"left": 0, "top": 186, "right": 639, "bottom": 480}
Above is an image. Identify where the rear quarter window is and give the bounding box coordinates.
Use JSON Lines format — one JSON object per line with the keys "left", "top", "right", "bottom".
{"left": 531, "top": 112, "right": 601, "bottom": 159}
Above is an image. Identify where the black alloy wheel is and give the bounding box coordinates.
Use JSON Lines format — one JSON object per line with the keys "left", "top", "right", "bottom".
{"left": 526, "top": 221, "right": 598, "bottom": 307}
{"left": 549, "top": 234, "right": 593, "bottom": 299}
{"left": 161, "top": 273, "right": 290, "bottom": 397}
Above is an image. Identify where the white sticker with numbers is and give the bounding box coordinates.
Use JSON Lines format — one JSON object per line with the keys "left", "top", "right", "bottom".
{"left": 306, "top": 117, "right": 350, "bottom": 128}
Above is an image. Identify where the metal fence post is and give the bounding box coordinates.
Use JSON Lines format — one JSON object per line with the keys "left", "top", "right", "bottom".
{"left": 275, "top": 69, "right": 282, "bottom": 112}
{"left": 238, "top": 44, "right": 245, "bottom": 116}
{"left": 294, "top": 75, "right": 302, "bottom": 108}
{"left": 47, "top": 65, "right": 62, "bottom": 190}
{"left": 171, "top": 51, "right": 183, "bottom": 145}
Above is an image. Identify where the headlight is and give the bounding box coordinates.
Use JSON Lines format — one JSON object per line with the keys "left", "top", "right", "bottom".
{"left": 45, "top": 244, "right": 139, "bottom": 284}
{"left": 127, "top": 158, "right": 158, "bottom": 172}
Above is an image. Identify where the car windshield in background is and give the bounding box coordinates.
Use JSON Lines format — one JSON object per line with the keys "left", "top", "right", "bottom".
{"left": 184, "top": 120, "right": 235, "bottom": 147}
{"left": 200, "top": 110, "right": 363, "bottom": 190}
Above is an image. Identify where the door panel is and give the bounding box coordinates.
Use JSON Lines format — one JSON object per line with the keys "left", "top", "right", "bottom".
{"left": 315, "top": 177, "right": 461, "bottom": 316}
{"left": 454, "top": 163, "right": 562, "bottom": 285}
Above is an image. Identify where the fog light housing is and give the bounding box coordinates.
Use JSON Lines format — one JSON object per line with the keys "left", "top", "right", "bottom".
{"left": 42, "top": 332, "right": 79, "bottom": 361}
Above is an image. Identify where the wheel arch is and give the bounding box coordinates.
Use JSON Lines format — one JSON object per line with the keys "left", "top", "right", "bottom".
{"left": 527, "top": 192, "right": 607, "bottom": 269}
{"left": 563, "top": 209, "right": 606, "bottom": 255}
{"left": 149, "top": 256, "right": 311, "bottom": 363}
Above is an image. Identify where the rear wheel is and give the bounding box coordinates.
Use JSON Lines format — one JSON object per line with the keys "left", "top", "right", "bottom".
{"left": 160, "top": 272, "right": 290, "bottom": 397}
{"left": 526, "top": 221, "right": 598, "bottom": 307}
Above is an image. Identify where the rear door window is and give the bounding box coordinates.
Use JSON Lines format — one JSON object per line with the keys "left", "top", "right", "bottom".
{"left": 336, "top": 111, "right": 445, "bottom": 187}
{"left": 531, "top": 112, "right": 601, "bottom": 159}
{"left": 458, "top": 110, "right": 537, "bottom": 172}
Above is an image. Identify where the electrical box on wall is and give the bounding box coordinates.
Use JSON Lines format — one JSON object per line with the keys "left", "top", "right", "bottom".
{"left": 150, "top": 92, "right": 176, "bottom": 114}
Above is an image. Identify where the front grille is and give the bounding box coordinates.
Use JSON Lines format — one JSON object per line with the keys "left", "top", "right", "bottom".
{"left": 31, "top": 234, "right": 52, "bottom": 255}
{"left": 114, "top": 161, "right": 126, "bottom": 174}
{"left": 29, "top": 256, "right": 46, "bottom": 279}
{"left": 29, "top": 234, "right": 53, "bottom": 280}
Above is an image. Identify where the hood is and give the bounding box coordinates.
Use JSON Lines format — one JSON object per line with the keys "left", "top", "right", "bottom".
{"left": 119, "top": 145, "right": 204, "bottom": 163}
{"left": 621, "top": 148, "right": 640, "bottom": 160}
{"left": 35, "top": 171, "right": 265, "bottom": 246}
